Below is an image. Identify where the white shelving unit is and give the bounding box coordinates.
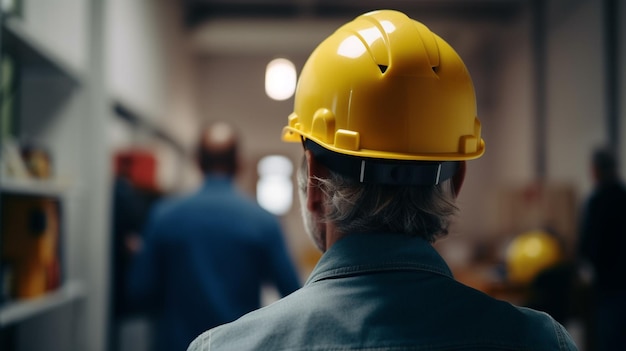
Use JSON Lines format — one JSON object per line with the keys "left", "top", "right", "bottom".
{"left": 0, "top": 178, "right": 69, "bottom": 197}
{"left": 3, "top": 17, "right": 84, "bottom": 82}
{"left": 0, "top": 176, "right": 83, "bottom": 330}
{"left": 0, "top": 8, "right": 84, "bottom": 320}
{"left": 0, "top": 281, "right": 85, "bottom": 327}
{"left": 1, "top": 1, "right": 110, "bottom": 350}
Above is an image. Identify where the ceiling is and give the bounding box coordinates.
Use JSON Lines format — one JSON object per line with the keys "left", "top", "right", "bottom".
{"left": 187, "top": 0, "right": 531, "bottom": 58}
{"left": 184, "top": 0, "right": 527, "bottom": 27}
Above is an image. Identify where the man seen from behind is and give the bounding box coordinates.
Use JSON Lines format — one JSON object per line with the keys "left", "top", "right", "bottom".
{"left": 188, "top": 10, "right": 578, "bottom": 350}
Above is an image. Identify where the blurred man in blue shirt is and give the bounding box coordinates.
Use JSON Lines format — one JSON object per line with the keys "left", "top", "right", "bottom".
{"left": 127, "top": 121, "right": 301, "bottom": 351}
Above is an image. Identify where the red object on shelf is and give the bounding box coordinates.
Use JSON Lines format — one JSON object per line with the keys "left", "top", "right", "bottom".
{"left": 114, "top": 150, "right": 158, "bottom": 191}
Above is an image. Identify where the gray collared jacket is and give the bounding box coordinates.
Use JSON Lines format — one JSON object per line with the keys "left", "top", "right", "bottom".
{"left": 188, "top": 232, "right": 578, "bottom": 350}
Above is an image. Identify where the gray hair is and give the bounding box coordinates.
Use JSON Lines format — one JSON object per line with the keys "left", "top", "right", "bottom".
{"left": 297, "top": 156, "right": 459, "bottom": 242}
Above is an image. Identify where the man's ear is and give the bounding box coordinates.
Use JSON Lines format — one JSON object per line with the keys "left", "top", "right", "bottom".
{"left": 451, "top": 161, "right": 466, "bottom": 198}
{"left": 305, "top": 150, "right": 328, "bottom": 213}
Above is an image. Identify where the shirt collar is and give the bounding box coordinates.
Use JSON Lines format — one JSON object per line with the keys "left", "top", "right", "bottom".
{"left": 201, "top": 175, "right": 233, "bottom": 188}
{"left": 305, "top": 232, "right": 453, "bottom": 286}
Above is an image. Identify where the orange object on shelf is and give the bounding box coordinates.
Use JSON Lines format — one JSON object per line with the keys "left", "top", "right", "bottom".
{"left": 1, "top": 194, "right": 62, "bottom": 299}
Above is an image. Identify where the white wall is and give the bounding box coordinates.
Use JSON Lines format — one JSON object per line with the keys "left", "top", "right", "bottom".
{"left": 107, "top": 0, "right": 167, "bottom": 120}
{"left": 545, "top": 0, "right": 605, "bottom": 199}
{"left": 106, "top": 0, "right": 200, "bottom": 192}
{"left": 22, "top": 0, "right": 88, "bottom": 73}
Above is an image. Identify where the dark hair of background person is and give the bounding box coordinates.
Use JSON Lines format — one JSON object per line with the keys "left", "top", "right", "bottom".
{"left": 196, "top": 122, "right": 239, "bottom": 176}
{"left": 592, "top": 147, "right": 619, "bottom": 183}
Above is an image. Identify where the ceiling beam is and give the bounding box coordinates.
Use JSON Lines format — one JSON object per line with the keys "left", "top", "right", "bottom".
{"left": 184, "top": 0, "right": 526, "bottom": 28}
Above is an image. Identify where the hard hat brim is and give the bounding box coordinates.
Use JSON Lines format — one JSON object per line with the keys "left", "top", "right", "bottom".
{"left": 282, "top": 126, "right": 485, "bottom": 162}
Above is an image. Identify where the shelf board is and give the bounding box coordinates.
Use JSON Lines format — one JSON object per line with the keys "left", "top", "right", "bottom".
{"left": 0, "top": 281, "right": 85, "bottom": 327}
{"left": 2, "top": 17, "right": 84, "bottom": 83}
{"left": 0, "top": 177, "right": 69, "bottom": 197}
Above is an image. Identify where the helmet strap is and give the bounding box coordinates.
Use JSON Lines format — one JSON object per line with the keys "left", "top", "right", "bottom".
{"left": 303, "top": 138, "right": 459, "bottom": 186}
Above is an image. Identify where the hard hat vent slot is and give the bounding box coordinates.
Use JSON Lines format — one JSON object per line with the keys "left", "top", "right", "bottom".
{"left": 378, "top": 65, "right": 388, "bottom": 73}
{"left": 432, "top": 66, "right": 439, "bottom": 74}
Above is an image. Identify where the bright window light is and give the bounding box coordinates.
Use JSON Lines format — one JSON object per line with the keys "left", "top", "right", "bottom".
{"left": 257, "top": 155, "right": 294, "bottom": 216}
{"left": 265, "top": 58, "right": 296, "bottom": 101}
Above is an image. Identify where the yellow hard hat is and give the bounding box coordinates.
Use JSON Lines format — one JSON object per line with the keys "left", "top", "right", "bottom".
{"left": 282, "top": 10, "right": 485, "bottom": 185}
{"left": 506, "top": 230, "right": 563, "bottom": 285}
